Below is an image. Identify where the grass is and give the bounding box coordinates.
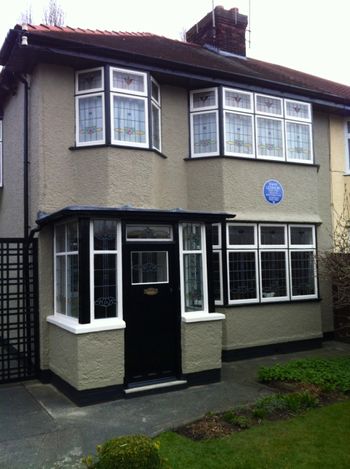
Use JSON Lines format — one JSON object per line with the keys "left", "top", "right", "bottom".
{"left": 158, "top": 401, "right": 350, "bottom": 469}
{"left": 258, "top": 357, "right": 350, "bottom": 392}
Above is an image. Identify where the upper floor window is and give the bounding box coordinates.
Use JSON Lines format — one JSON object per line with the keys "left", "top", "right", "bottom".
{"left": 190, "top": 87, "right": 313, "bottom": 164}
{"left": 75, "top": 66, "right": 161, "bottom": 151}
{"left": 0, "top": 119, "right": 2, "bottom": 187}
{"left": 345, "top": 120, "right": 350, "bottom": 174}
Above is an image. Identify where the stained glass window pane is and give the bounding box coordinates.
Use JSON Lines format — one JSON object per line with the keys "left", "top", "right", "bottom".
{"left": 192, "top": 89, "right": 217, "bottom": 109}
{"left": 224, "top": 89, "right": 252, "bottom": 111}
{"left": 77, "top": 69, "right": 102, "bottom": 92}
{"left": 261, "top": 251, "right": 287, "bottom": 298}
{"left": 152, "top": 103, "right": 161, "bottom": 150}
{"left": 56, "top": 224, "right": 66, "bottom": 253}
{"left": 78, "top": 95, "right": 104, "bottom": 143}
{"left": 94, "top": 220, "right": 117, "bottom": 251}
{"left": 113, "top": 96, "right": 146, "bottom": 144}
{"left": 229, "top": 251, "right": 257, "bottom": 301}
{"left": 112, "top": 69, "right": 145, "bottom": 94}
{"left": 290, "top": 227, "right": 314, "bottom": 245}
{"left": 291, "top": 251, "right": 315, "bottom": 296}
{"left": 55, "top": 256, "right": 66, "bottom": 314}
{"left": 183, "top": 224, "right": 202, "bottom": 250}
{"left": 126, "top": 225, "right": 172, "bottom": 240}
{"left": 192, "top": 112, "right": 218, "bottom": 155}
{"left": 286, "top": 122, "right": 312, "bottom": 161}
{"left": 94, "top": 254, "right": 117, "bottom": 319}
{"left": 67, "top": 222, "right": 78, "bottom": 252}
{"left": 67, "top": 255, "right": 79, "bottom": 318}
{"left": 184, "top": 253, "right": 203, "bottom": 312}
{"left": 225, "top": 112, "right": 253, "bottom": 155}
{"left": 212, "top": 251, "right": 222, "bottom": 302}
{"left": 257, "top": 117, "right": 284, "bottom": 158}
{"left": 260, "top": 226, "right": 285, "bottom": 245}
{"left": 285, "top": 100, "right": 311, "bottom": 120}
{"left": 228, "top": 225, "right": 255, "bottom": 246}
{"left": 256, "top": 95, "right": 282, "bottom": 115}
{"left": 131, "top": 251, "right": 168, "bottom": 284}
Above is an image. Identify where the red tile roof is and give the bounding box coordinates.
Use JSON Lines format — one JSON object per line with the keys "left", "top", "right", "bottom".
{"left": 10, "top": 24, "right": 350, "bottom": 103}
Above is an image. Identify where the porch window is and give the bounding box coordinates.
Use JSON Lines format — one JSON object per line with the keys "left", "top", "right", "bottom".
{"left": 212, "top": 224, "right": 223, "bottom": 305}
{"left": 54, "top": 222, "right": 79, "bottom": 318}
{"left": 180, "top": 223, "right": 208, "bottom": 313}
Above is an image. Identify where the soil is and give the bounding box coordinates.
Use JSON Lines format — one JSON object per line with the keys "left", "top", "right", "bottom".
{"left": 175, "top": 382, "right": 349, "bottom": 441}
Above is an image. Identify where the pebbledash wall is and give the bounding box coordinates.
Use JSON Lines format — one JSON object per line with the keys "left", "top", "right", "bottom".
{"left": 0, "top": 62, "right": 334, "bottom": 391}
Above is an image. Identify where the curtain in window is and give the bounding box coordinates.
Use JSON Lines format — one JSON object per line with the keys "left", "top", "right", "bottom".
{"left": 78, "top": 95, "right": 104, "bottom": 143}
{"left": 113, "top": 96, "right": 146, "bottom": 144}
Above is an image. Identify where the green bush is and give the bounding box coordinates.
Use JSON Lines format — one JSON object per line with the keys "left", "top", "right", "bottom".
{"left": 258, "top": 357, "right": 350, "bottom": 392}
{"left": 252, "top": 391, "right": 319, "bottom": 419}
{"left": 83, "top": 435, "right": 168, "bottom": 469}
{"left": 223, "top": 411, "right": 252, "bottom": 429}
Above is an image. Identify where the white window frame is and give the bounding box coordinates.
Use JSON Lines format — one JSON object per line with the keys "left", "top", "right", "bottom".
{"left": 126, "top": 224, "right": 173, "bottom": 242}
{"left": 256, "top": 115, "right": 285, "bottom": 161}
{"left": 89, "top": 219, "right": 123, "bottom": 325}
{"left": 53, "top": 222, "right": 79, "bottom": 321}
{"left": 285, "top": 120, "right": 313, "bottom": 164}
{"left": 212, "top": 223, "right": 222, "bottom": 249}
{"left": 151, "top": 77, "right": 162, "bottom": 152}
{"left": 224, "top": 110, "right": 255, "bottom": 158}
{"left": 75, "top": 67, "right": 104, "bottom": 95}
{"left": 190, "top": 87, "right": 218, "bottom": 112}
{"left": 110, "top": 67, "right": 147, "bottom": 96}
{"left": 179, "top": 223, "right": 209, "bottom": 318}
{"left": 227, "top": 249, "right": 259, "bottom": 305}
{"left": 223, "top": 87, "right": 254, "bottom": 113}
{"left": 284, "top": 99, "right": 312, "bottom": 123}
{"left": 0, "top": 119, "right": 2, "bottom": 187}
{"left": 255, "top": 93, "right": 284, "bottom": 118}
{"left": 259, "top": 224, "right": 287, "bottom": 248}
{"left": 289, "top": 249, "right": 318, "bottom": 301}
{"left": 110, "top": 92, "right": 149, "bottom": 148}
{"left": 289, "top": 224, "right": 316, "bottom": 249}
{"left": 212, "top": 223, "right": 223, "bottom": 305}
{"left": 259, "top": 248, "right": 290, "bottom": 303}
{"left": 227, "top": 223, "right": 257, "bottom": 249}
{"left": 190, "top": 110, "right": 220, "bottom": 157}
{"left": 75, "top": 92, "right": 106, "bottom": 147}
{"left": 345, "top": 120, "right": 350, "bottom": 174}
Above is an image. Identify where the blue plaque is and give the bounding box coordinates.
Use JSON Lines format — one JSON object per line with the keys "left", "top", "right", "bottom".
{"left": 263, "top": 179, "right": 284, "bottom": 205}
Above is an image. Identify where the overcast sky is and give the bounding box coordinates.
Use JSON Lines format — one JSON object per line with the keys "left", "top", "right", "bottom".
{"left": 0, "top": 0, "right": 349, "bottom": 86}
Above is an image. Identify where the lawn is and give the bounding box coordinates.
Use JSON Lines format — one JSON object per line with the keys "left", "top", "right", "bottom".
{"left": 158, "top": 400, "right": 350, "bottom": 469}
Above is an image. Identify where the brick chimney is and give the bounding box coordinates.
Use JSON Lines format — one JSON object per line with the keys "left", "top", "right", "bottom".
{"left": 186, "top": 6, "right": 248, "bottom": 56}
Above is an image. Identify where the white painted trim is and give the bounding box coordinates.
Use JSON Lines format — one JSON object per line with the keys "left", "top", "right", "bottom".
{"left": 259, "top": 224, "right": 288, "bottom": 248}
{"left": 212, "top": 223, "right": 222, "bottom": 249}
{"left": 47, "top": 315, "right": 126, "bottom": 334}
{"left": 284, "top": 99, "right": 312, "bottom": 123}
{"left": 126, "top": 224, "right": 173, "bottom": 242}
{"left": 213, "top": 250, "right": 224, "bottom": 305}
{"left": 256, "top": 115, "right": 285, "bottom": 161}
{"left": 288, "top": 225, "right": 316, "bottom": 248}
{"left": 190, "top": 87, "right": 218, "bottom": 111}
{"left": 151, "top": 76, "right": 161, "bottom": 105}
{"left": 75, "top": 67, "right": 105, "bottom": 95}
{"left": 223, "top": 110, "right": 255, "bottom": 158}
{"left": 285, "top": 120, "right": 313, "bottom": 164}
{"left": 151, "top": 101, "right": 162, "bottom": 152}
{"left": 227, "top": 249, "right": 259, "bottom": 304}
{"left": 255, "top": 93, "right": 284, "bottom": 117}
{"left": 226, "top": 223, "right": 257, "bottom": 249}
{"left": 190, "top": 110, "right": 220, "bottom": 157}
{"left": 289, "top": 249, "right": 318, "bottom": 300}
{"left": 110, "top": 93, "right": 149, "bottom": 148}
{"left": 110, "top": 67, "right": 147, "bottom": 96}
{"left": 181, "top": 312, "right": 225, "bottom": 323}
{"left": 75, "top": 93, "right": 106, "bottom": 146}
{"left": 223, "top": 87, "right": 254, "bottom": 113}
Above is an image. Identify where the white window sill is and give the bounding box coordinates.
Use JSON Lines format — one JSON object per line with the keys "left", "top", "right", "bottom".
{"left": 47, "top": 315, "right": 126, "bottom": 334}
{"left": 181, "top": 312, "right": 225, "bottom": 323}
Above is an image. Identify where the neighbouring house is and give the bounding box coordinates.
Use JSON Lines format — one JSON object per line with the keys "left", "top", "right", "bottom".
{"left": 1, "top": 6, "right": 350, "bottom": 405}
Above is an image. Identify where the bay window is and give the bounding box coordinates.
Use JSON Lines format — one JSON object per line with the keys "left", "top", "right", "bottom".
{"left": 190, "top": 87, "right": 313, "bottom": 163}
{"left": 75, "top": 66, "right": 161, "bottom": 150}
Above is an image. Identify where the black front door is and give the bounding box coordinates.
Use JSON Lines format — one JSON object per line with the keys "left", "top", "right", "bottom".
{"left": 124, "top": 237, "right": 181, "bottom": 385}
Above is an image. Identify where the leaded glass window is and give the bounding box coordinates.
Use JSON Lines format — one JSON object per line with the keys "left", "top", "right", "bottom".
{"left": 260, "top": 225, "right": 286, "bottom": 247}
{"left": 256, "top": 117, "right": 284, "bottom": 159}
{"left": 260, "top": 251, "right": 288, "bottom": 300}
{"left": 152, "top": 103, "right": 161, "bottom": 151}
{"left": 76, "top": 68, "right": 103, "bottom": 93}
{"left": 224, "top": 88, "right": 253, "bottom": 111}
{"left": 285, "top": 100, "right": 311, "bottom": 121}
{"left": 228, "top": 224, "right": 256, "bottom": 247}
{"left": 212, "top": 223, "right": 223, "bottom": 305}
{"left": 111, "top": 95, "right": 148, "bottom": 146}
{"left": 286, "top": 122, "right": 312, "bottom": 162}
{"left": 290, "top": 251, "right": 316, "bottom": 297}
{"left": 76, "top": 94, "right": 105, "bottom": 145}
{"left": 126, "top": 224, "right": 172, "bottom": 241}
{"left": 131, "top": 251, "right": 168, "bottom": 284}
{"left": 228, "top": 251, "right": 258, "bottom": 302}
{"left": 224, "top": 112, "right": 254, "bottom": 156}
{"left": 190, "top": 88, "right": 218, "bottom": 111}
{"left": 191, "top": 111, "right": 219, "bottom": 156}
{"left": 111, "top": 68, "right": 146, "bottom": 95}
{"left": 54, "top": 222, "right": 79, "bottom": 319}
{"left": 290, "top": 226, "right": 315, "bottom": 246}
{"left": 255, "top": 94, "right": 283, "bottom": 116}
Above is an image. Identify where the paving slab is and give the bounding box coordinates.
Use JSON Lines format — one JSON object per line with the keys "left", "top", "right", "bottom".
{"left": 0, "top": 340, "right": 349, "bottom": 468}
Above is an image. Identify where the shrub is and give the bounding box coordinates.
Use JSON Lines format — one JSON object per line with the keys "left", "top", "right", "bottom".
{"left": 83, "top": 435, "right": 168, "bottom": 469}
{"left": 252, "top": 391, "right": 318, "bottom": 419}
{"left": 223, "top": 411, "right": 252, "bottom": 429}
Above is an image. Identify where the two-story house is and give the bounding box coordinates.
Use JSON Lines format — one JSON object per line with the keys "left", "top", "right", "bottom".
{"left": 1, "top": 6, "right": 350, "bottom": 405}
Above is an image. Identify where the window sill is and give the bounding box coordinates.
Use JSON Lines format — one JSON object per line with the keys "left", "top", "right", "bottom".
{"left": 47, "top": 315, "right": 126, "bottom": 334}
{"left": 69, "top": 144, "right": 167, "bottom": 159}
{"left": 181, "top": 312, "right": 225, "bottom": 323}
{"left": 216, "top": 297, "right": 322, "bottom": 309}
{"left": 184, "top": 155, "right": 319, "bottom": 168}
